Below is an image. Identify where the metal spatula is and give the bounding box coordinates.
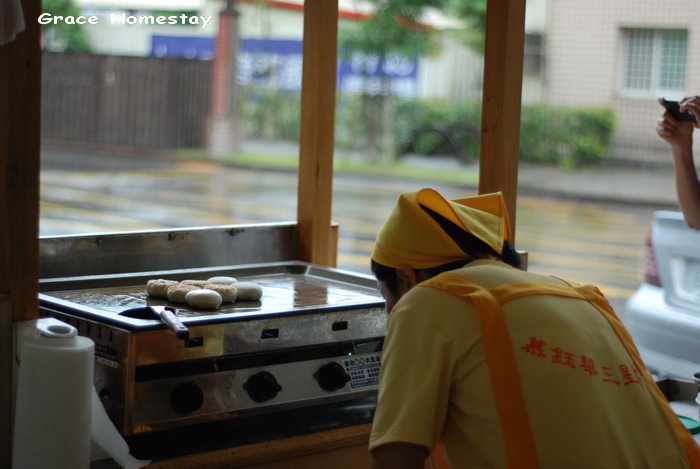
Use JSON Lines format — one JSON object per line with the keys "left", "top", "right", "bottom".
{"left": 120, "top": 305, "right": 190, "bottom": 339}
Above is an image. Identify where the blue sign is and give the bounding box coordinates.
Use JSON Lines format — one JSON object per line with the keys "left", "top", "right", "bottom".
{"left": 150, "top": 36, "right": 418, "bottom": 96}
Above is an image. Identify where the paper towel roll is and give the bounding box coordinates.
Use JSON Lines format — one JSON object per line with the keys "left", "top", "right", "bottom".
{"left": 13, "top": 319, "right": 95, "bottom": 469}
{"left": 91, "top": 389, "right": 151, "bottom": 469}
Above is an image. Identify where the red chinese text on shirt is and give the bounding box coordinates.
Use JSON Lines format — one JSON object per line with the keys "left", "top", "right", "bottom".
{"left": 520, "top": 336, "right": 641, "bottom": 386}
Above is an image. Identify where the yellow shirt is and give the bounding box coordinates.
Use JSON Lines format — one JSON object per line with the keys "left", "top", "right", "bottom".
{"left": 369, "top": 260, "right": 694, "bottom": 468}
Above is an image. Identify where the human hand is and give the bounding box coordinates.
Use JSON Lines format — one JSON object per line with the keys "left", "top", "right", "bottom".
{"left": 657, "top": 97, "right": 695, "bottom": 147}
{"left": 679, "top": 96, "right": 700, "bottom": 128}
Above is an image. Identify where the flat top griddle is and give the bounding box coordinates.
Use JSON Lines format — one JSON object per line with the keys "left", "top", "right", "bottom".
{"left": 39, "top": 262, "right": 385, "bottom": 329}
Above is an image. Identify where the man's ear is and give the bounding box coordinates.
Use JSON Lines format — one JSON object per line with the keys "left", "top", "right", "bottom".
{"left": 396, "top": 265, "right": 419, "bottom": 290}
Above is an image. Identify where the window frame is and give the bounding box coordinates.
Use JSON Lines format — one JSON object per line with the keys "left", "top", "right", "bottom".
{"left": 618, "top": 27, "right": 689, "bottom": 99}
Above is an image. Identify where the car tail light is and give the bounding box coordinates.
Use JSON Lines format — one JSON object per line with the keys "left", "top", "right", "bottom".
{"left": 643, "top": 231, "right": 661, "bottom": 287}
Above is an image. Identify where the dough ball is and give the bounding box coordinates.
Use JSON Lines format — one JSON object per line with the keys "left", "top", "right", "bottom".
{"left": 181, "top": 279, "right": 208, "bottom": 288}
{"left": 234, "top": 282, "right": 263, "bottom": 301}
{"left": 186, "top": 289, "right": 223, "bottom": 309}
{"left": 206, "top": 276, "right": 237, "bottom": 285}
{"left": 146, "top": 279, "right": 178, "bottom": 299}
{"left": 203, "top": 283, "right": 238, "bottom": 303}
{"left": 167, "top": 283, "right": 198, "bottom": 304}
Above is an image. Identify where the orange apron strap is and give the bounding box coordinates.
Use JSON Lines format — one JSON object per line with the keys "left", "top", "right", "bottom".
{"left": 424, "top": 274, "right": 540, "bottom": 469}
{"left": 424, "top": 273, "right": 700, "bottom": 468}
{"left": 557, "top": 279, "right": 700, "bottom": 469}
{"left": 487, "top": 281, "right": 586, "bottom": 304}
{"left": 428, "top": 442, "right": 452, "bottom": 469}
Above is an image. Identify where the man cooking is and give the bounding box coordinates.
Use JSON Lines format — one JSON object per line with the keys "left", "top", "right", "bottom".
{"left": 367, "top": 188, "right": 700, "bottom": 469}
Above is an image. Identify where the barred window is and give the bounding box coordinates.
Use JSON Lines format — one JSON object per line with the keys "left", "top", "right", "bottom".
{"left": 523, "top": 33, "right": 545, "bottom": 75}
{"left": 621, "top": 28, "right": 687, "bottom": 95}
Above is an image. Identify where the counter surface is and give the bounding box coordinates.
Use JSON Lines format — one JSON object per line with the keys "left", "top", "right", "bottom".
{"left": 146, "top": 423, "right": 372, "bottom": 469}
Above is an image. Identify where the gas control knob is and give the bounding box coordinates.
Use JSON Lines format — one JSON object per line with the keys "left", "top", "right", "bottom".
{"left": 170, "top": 380, "right": 204, "bottom": 413}
{"left": 315, "top": 362, "right": 351, "bottom": 392}
{"left": 244, "top": 371, "right": 282, "bottom": 402}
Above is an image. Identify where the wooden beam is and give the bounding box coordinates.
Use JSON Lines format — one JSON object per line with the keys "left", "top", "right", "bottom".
{"left": 0, "top": 1, "right": 41, "bottom": 319}
{"left": 478, "top": 0, "right": 526, "bottom": 243}
{"left": 0, "top": 0, "right": 42, "bottom": 464}
{"left": 296, "top": 0, "right": 339, "bottom": 267}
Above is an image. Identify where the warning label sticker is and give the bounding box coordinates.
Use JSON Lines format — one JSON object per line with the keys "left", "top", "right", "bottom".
{"left": 95, "top": 343, "right": 120, "bottom": 368}
{"left": 344, "top": 353, "right": 381, "bottom": 389}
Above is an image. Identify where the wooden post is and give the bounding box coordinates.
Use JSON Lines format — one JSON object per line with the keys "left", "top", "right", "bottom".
{"left": 207, "top": 0, "right": 243, "bottom": 157}
{"left": 478, "top": 0, "right": 526, "bottom": 243}
{"left": 296, "top": 0, "right": 339, "bottom": 267}
{"left": 0, "top": 0, "right": 42, "bottom": 464}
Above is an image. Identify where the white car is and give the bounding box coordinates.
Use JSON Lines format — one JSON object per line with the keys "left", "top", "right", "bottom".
{"left": 624, "top": 211, "right": 700, "bottom": 381}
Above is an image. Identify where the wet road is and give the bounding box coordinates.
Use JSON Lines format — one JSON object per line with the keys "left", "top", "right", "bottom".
{"left": 40, "top": 161, "right": 655, "bottom": 313}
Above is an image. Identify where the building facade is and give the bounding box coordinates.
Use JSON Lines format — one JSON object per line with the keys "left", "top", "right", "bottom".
{"left": 545, "top": 0, "right": 700, "bottom": 163}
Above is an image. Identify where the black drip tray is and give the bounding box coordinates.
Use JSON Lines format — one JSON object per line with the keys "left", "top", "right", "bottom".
{"left": 125, "top": 396, "right": 377, "bottom": 461}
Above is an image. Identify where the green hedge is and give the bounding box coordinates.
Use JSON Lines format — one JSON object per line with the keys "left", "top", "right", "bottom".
{"left": 393, "top": 98, "right": 481, "bottom": 163}
{"left": 244, "top": 89, "right": 301, "bottom": 142}
{"left": 519, "top": 105, "right": 617, "bottom": 168}
{"left": 395, "top": 99, "right": 617, "bottom": 168}
{"left": 244, "top": 92, "right": 616, "bottom": 168}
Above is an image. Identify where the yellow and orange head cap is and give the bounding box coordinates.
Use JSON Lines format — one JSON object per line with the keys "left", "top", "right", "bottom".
{"left": 371, "top": 189, "right": 511, "bottom": 269}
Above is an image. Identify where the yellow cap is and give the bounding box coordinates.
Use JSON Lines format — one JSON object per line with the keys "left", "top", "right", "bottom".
{"left": 371, "top": 189, "right": 511, "bottom": 269}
